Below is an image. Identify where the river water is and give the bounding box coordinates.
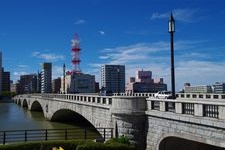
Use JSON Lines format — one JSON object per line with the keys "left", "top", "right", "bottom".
{"left": 0, "top": 102, "right": 93, "bottom": 131}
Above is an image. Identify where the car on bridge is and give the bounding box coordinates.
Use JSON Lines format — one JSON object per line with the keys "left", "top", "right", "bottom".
{"left": 99, "top": 90, "right": 113, "bottom": 96}
{"left": 154, "top": 91, "right": 172, "bottom": 99}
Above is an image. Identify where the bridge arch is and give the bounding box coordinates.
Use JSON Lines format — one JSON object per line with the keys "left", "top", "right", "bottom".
{"left": 22, "top": 99, "right": 28, "bottom": 108}
{"left": 51, "top": 109, "right": 96, "bottom": 128}
{"left": 50, "top": 108, "right": 102, "bottom": 138}
{"left": 17, "top": 99, "right": 21, "bottom": 105}
{"left": 30, "top": 100, "right": 43, "bottom": 112}
{"left": 157, "top": 133, "right": 224, "bottom": 150}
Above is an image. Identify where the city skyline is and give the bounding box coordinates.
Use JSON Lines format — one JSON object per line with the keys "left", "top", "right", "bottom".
{"left": 1, "top": 0, "right": 225, "bottom": 91}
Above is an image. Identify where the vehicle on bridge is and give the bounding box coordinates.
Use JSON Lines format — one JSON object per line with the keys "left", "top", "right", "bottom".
{"left": 154, "top": 91, "right": 172, "bottom": 99}
{"left": 99, "top": 89, "right": 113, "bottom": 96}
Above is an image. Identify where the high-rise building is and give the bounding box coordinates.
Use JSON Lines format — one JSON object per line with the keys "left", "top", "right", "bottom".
{"left": 41, "top": 63, "right": 52, "bottom": 93}
{"left": 0, "top": 51, "right": 2, "bottom": 95}
{"left": 101, "top": 65, "right": 125, "bottom": 93}
{"left": 36, "top": 71, "right": 42, "bottom": 93}
{"left": 18, "top": 74, "right": 37, "bottom": 94}
{"left": 2, "top": 68, "right": 10, "bottom": 92}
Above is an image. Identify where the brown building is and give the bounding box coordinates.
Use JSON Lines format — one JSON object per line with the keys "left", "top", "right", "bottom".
{"left": 52, "top": 78, "right": 61, "bottom": 93}
{"left": 126, "top": 69, "right": 167, "bottom": 93}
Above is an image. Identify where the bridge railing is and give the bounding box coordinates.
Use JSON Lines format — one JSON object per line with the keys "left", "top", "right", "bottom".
{"left": 113, "top": 92, "right": 155, "bottom": 97}
{"left": 146, "top": 97, "right": 225, "bottom": 120}
{"left": 176, "top": 93, "right": 225, "bottom": 100}
{"left": 0, "top": 128, "right": 113, "bottom": 145}
{"left": 15, "top": 94, "right": 113, "bottom": 106}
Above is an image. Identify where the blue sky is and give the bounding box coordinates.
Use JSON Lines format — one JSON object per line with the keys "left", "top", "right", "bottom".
{"left": 1, "top": 0, "right": 225, "bottom": 91}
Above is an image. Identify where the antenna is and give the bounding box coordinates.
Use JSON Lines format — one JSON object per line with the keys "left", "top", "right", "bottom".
{"left": 71, "top": 33, "right": 81, "bottom": 74}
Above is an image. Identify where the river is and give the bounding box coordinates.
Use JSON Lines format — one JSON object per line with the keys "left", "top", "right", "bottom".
{"left": 0, "top": 102, "right": 95, "bottom": 131}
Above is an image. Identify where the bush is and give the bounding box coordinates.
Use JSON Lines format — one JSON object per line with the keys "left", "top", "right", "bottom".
{"left": 0, "top": 138, "right": 135, "bottom": 150}
{"left": 106, "top": 135, "right": 131, "bottom": 145}
{"left": 0, "top": 139, "right": 88, "bottom": 150}
{"left": 76, "top": 142, "right": 135, "bottom": 150}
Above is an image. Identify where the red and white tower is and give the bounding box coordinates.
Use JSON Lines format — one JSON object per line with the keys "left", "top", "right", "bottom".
{"left": 71, "top": 33, "right": 81, "bottom": 74}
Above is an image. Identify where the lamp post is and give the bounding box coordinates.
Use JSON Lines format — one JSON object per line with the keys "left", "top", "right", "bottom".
{"left": 168, "top": 13, "right": 176, "bottom": 99}
{"left": 63, "top": 63, "right": 65, "bottom": 94}
{"left": 117, "top": 67, "right": 120, "bottom": 95}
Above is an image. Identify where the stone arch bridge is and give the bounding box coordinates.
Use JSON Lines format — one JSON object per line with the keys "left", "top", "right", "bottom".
{"left": 14, "top": 93, "right": 225, "bottom": 150}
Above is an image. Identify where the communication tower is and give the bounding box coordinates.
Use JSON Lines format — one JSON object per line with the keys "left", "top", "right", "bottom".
{"left": 71, "top": 33, "right": 81, "bottom": 74}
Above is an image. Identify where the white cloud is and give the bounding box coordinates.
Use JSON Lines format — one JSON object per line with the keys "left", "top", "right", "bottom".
{"left": 90, "top": 40, "right": 225, "bottom": 91}
{"left": 151, "top": 12, "right": 169, "bottom": 20}
{"left": 175, "top": 60, "right": 225, "bottom": 90}
{"left": 99, "top": 30, "right": 105, "bottom": 35}
{"left": 99, "top": 55, "right": 109, "bottom": 59}
{"left": 17, "top": 65, "right": 29, "bottom": 68}
{"left": 151, "top": 8, "right": 202, "bottom": 23}
{"left": 32, "top": 51, "right": 64, "bottom": 62}
{"left": 13, "top": 71, "right": 28, "bottom": 76}
{"left": 32, "top": 51, "right": 40, "bottom": 57}
{"left": 74, "top": 19, "right": 86, "bottom": 25}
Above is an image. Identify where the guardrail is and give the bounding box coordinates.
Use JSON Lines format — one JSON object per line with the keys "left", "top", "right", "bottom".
{"left": 0, "top": 128, "right": 113, "bottom": 145}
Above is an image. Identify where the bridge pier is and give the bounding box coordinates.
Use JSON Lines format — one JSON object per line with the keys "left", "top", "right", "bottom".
{"left": 111, "top": 96, "right": 147, "bottom": 150}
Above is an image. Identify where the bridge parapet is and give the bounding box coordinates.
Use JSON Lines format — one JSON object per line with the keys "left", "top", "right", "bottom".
{"left": 146, "top": 96, "right": 225, "bottom": 149}
{"left": 177, "top": 93, "right": 225, "bottom": 100}
{"left": 146, "top": 97, "right": 225, "bottom": 128}
{"left": 15, "top": 93, "right": 113, "bottom": 107}
{"left": 147, "top": 97, "right": 225, "bottom": 118}
{"left": 113, "top": 92, "right": 155, "bottom": 97}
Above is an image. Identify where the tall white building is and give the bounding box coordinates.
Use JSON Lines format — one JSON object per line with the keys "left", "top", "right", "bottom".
{"left": 0, "top": 51, "right": 2, "bottom": 95}
{"left": 41, "top": 63, "right": 52, "bottom": 93}
{"left": 101, "top": 65, "right": 125, "bottom": 93}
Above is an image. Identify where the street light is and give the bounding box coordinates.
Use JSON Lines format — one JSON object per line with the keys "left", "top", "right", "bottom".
{"left": 117, "top": 67, "right": 120, "bottom": 95}
{"left": 63, "top": 63, "right": 65, "bottom": 94}
{"left": 168, "top": 13, "right": 176, "bottom": 99}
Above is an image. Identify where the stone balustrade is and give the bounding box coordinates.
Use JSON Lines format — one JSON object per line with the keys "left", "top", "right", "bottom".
{"left": 16, "top": 93, "right": 113, "bottom": 106}
{"left": 177, "top": 93, "right": 225, "bottom": 100}
{"left": 146, "top": 97, "right": 225, "bottom": 120}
